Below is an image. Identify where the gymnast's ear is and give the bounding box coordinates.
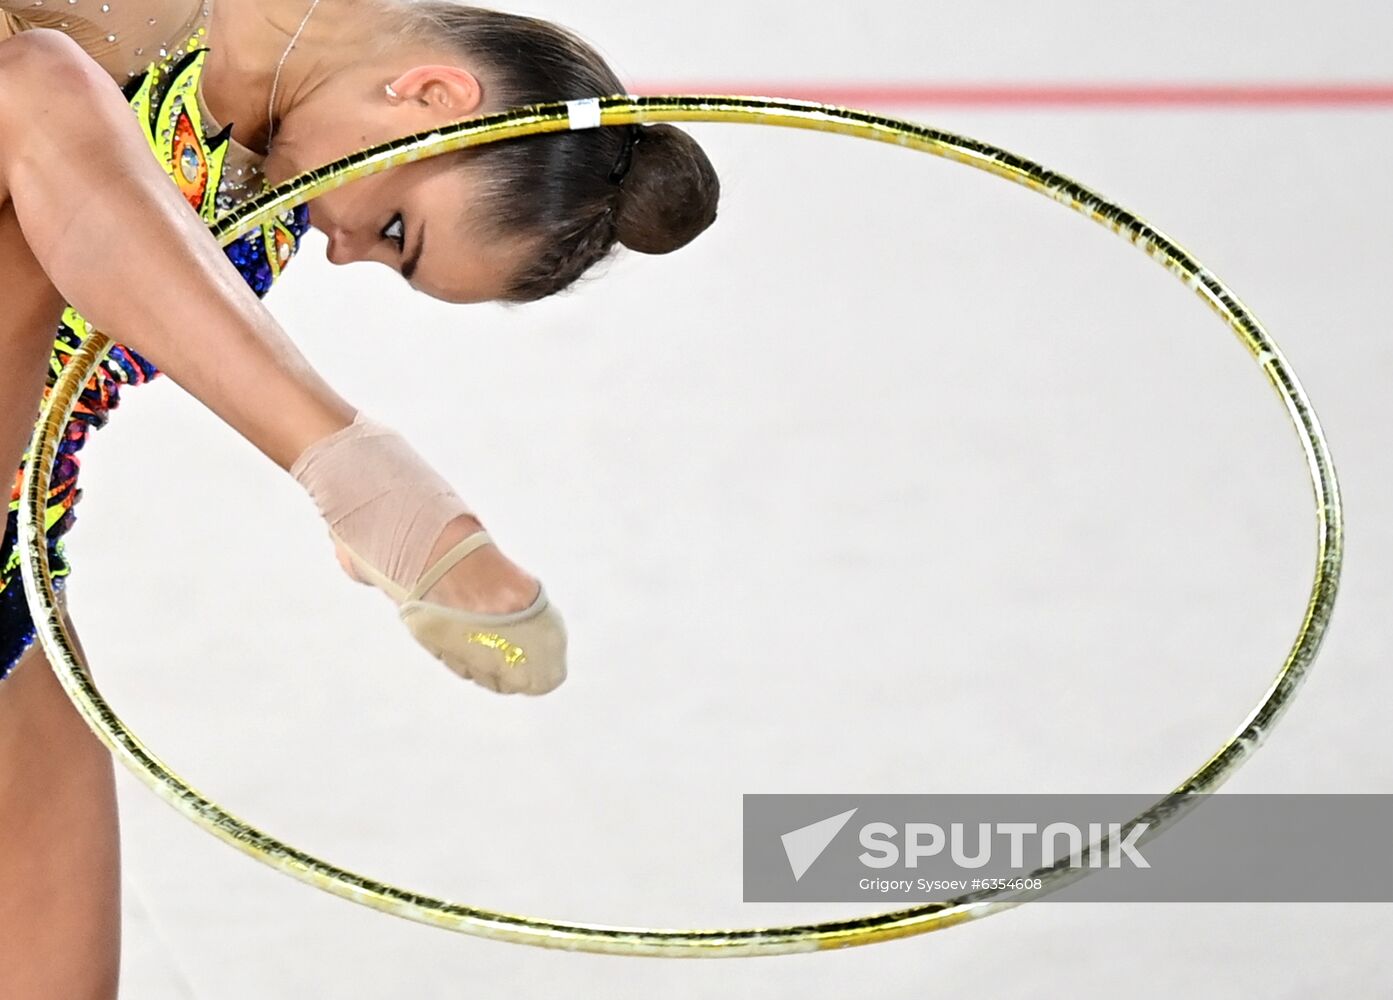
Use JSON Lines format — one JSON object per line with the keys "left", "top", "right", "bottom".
{"left": 385, "top": 65, "right": 484, "bottom": 117}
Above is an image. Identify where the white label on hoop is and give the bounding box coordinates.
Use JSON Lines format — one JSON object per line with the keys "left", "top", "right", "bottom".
{"left": 566, "top": 98, "right": 602, "bottom": 130}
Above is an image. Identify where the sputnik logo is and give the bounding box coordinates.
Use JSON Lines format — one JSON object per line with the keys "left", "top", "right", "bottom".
{"left": 781, "top": 808, "right": 858, "bottom": 881}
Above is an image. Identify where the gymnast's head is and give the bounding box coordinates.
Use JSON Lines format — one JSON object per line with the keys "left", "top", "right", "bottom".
{"left": 259, "top": 1, "right": 720, "bottom": 304}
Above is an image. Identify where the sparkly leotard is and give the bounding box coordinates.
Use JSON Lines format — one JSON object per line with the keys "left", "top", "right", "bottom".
{"left": 0, "top": 1, "right": 310, "bottom": 677}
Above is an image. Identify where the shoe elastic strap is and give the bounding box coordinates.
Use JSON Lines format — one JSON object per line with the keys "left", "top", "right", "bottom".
{"left": 403, "top": 530, "right": 494, "bottom": 604}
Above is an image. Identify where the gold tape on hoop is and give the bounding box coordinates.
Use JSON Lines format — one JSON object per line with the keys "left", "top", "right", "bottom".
{"left": 18, "top": 96, "right": 1342, "bottom": 957}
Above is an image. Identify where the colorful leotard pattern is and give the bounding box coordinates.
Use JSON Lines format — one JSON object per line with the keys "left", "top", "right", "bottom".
{"left": 0, "top": 45, "right": 309, "bottom": 679}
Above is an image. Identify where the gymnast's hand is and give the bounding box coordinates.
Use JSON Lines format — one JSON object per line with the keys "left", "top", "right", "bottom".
{"left": 294, "top": 413, "right": 567, "bottom": 696}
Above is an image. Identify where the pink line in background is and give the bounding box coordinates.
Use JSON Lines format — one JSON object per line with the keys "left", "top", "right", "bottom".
{"left": 628, "top": 83, "right": 1393, "bottom": 108}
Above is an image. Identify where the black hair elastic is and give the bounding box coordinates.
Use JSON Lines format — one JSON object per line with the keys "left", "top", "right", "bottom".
{"left": 607, "top": 125, "right": 642, "bottom": 185}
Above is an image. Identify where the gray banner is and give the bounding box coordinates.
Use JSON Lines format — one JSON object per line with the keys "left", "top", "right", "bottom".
{"left": 742, "top": 794, "right": 1393, "bottom": 902}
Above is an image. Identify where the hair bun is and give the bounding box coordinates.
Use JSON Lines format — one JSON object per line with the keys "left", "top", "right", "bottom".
{"left": 613, "top": 123, "right": 720, "bottom": 255}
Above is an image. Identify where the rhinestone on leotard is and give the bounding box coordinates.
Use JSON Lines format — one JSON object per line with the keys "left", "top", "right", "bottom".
{"left": 179, "top": 145, "right": 200, "bottom": 182}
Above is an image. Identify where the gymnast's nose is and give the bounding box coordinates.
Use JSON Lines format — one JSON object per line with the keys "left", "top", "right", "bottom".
{"left": 321, "top": 231, "right": 353, "bottom": 266}
{"left": 324, "top": 229, "right": 364, "bottom": 266}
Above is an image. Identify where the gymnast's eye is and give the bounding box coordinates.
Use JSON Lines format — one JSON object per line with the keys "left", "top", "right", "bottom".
{"left": 381, "top": 212, "right": 405, "bottom": 251}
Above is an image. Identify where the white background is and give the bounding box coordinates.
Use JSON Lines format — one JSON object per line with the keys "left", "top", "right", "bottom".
{"left": 55, "top": 0, "right": 1393, "bottom": 996}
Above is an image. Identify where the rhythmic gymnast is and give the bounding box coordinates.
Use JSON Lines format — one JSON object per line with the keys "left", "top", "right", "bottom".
{"left": 0, "top": 1, "right": 719, "bottom": 994}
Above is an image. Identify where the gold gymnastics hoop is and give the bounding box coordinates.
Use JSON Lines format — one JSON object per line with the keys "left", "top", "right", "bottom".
{"left": 19, "top": 96, "right": 1342, "bottom": 957}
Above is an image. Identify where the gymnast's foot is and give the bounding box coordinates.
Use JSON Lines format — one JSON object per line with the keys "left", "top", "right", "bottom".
{"left": 333, "top": 513, "right": 540, "bottom": 614}
{"left": 298, "top": 415, "right": 567, "bottom": 695}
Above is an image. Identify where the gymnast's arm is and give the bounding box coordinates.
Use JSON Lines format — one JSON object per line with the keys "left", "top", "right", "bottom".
{"left": 0, "top": 27, "right": 354, "bottom": 470}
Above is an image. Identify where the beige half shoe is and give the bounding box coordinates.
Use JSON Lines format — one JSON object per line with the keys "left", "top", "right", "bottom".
{"left": 331, "top": 527, "right": 567, "bottom": 696}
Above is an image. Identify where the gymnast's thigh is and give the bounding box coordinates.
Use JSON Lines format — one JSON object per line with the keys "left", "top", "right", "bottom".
{"left": 0, "top": 600, "right": 122, "bottom": 999}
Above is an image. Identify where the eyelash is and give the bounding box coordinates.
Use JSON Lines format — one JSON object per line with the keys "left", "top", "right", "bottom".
{"left": 382, "top": 212, "right": 406, "bottom": 252}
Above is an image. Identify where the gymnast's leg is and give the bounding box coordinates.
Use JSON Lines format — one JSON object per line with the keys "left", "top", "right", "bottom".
{"left": 0, "top": 604, "right": 121, "bottom": 1000}
{"left": 0, "top": 104, "right": 119, "bottom": 1000}
{"left": 0, "top": 32, "right": 559, "bottom": 695}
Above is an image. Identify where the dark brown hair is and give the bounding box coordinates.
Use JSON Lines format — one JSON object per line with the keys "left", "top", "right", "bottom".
{"left": 406, "top": 3, "right": 721, "bottom": 302}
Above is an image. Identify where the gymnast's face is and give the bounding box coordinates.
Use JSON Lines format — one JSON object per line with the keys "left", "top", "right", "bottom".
{"left": 263, "top": 64, "right": 534, "bottom": 304}
{"left": 302, "top": 156, "right": 532, "bottom": 305}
